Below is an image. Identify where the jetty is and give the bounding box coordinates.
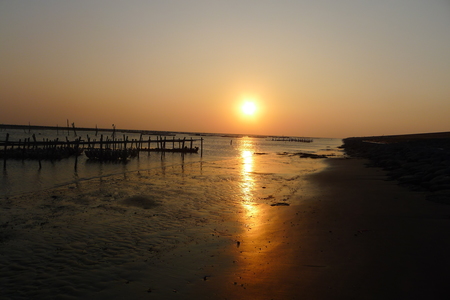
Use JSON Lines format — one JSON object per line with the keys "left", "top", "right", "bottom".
{"left": 271, "top": 137, "right": 313, "bottom": 143}
{"left": 1, "top": 133, "right": 203, "bottom": 165}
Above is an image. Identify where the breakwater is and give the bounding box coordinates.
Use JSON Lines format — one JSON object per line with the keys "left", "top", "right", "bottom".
{"left": 342, "top": 133, "right": 450, "bottom": 204}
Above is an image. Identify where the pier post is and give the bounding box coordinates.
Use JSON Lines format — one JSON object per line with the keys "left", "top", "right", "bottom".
{"left": 148, "top": 136, "right": 151, "bottom": 154}
{"left": 74, "top": 138, "right": 80, "bottom": 171}
{"left": 3, "top": 133, "right": 8, "bottom": 169}
{"left": 72, "top": 123, "right": 77, "bottom": 137}
{"left": 201, "top": 137, "right": 203, "bottom": 157}
{"left": 20, "top": 139, "right": 25, "bottom": 159}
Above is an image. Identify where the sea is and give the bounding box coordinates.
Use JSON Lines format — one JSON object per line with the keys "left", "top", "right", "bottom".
{"left": 0, "top": 128, "right": 342, "bottom": 198}
{"left": 1, "top": 127, "right": 344, "bottom": 298}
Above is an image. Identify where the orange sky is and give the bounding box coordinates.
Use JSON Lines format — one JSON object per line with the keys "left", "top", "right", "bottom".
{"left": 1, "top": 1, "right": 449, "bottom": 138}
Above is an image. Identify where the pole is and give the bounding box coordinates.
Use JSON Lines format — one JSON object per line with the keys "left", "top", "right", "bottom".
{"left": 3, "top": 133, "right": 9, "bottom": 169}
{"left": 74, "top": 138, "right": 79, "bottom": 171}
{"left": 72, "top": 122, "right": 77, "bottom": 137}
{"left": 200, "top": 138, "right": 203, "bottom": 157}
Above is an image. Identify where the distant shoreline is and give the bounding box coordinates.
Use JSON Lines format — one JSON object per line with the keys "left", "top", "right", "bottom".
{"left": 0, "top": 123, "right": 314, "bottom": 139}
{"left": 0, "top": 123, "right": 174, "bottom": 135}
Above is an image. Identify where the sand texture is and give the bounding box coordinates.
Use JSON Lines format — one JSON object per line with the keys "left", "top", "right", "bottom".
{"left": 187, "top": 158, "right": 450, "bottom": 299}
{"left": 0, "top": 154, "right": 326, "bottom": 299}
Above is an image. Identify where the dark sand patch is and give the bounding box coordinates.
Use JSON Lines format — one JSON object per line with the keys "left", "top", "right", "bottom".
{"left": 119, "top": 195, "right": 160, "bottom": 209}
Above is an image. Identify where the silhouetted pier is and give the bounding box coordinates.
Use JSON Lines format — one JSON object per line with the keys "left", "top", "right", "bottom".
{"left": 271, "top": 137, "right": 313, "bottom": 143}
{"left": 1, "top": 133, "right": 203, "bottom": 167}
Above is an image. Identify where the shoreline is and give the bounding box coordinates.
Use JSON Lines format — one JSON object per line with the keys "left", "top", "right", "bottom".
{"left": 184, "top": 157, "right": 450, "bottom": 299}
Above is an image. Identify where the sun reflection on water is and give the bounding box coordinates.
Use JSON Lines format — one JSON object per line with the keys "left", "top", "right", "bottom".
{"left": 239, "top": 139, "right": 259, "bottom": 218}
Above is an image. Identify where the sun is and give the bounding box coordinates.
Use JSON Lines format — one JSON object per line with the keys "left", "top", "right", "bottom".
{"left": 241, "top": 101, "right": 257, "bottom": 116}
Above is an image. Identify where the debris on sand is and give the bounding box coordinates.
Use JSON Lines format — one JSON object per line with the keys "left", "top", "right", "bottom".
{"left": 293, "top": 152, "right": 328, "bottom": 159}
{"left": 271, "top": 202, "right": 290, "bottom": 206}
{"left": 119, "top": 195, "right": 160, "bottom": 209}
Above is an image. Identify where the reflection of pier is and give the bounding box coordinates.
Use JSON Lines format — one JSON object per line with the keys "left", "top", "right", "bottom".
{"left": 271, "top": 137, "right": 313, "bottom": 143}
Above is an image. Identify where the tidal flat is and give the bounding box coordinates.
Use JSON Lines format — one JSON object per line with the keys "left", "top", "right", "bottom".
{"left": 0, "top": 153, "right": 328, "bottom": 299}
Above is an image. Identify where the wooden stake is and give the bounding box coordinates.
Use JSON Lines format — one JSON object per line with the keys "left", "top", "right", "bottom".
{"left": 72, "top": 122, "right": 77, "bottom": 137}
{"left": 3, "top": 133, "right": 8, "bottom": 169}
{"left": 74, "top": 138, "right": 79, "bottom": 171}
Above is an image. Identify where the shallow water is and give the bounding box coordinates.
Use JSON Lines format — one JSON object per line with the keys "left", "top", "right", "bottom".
{"left": 0, "top": 130, "right": 343, "bottom": 298}
{"left": 0, "top": 129, "right": 342, "bottom": 197}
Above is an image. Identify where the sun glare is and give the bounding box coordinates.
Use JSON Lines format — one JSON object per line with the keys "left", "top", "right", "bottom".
{"left": 242, "top": 101, "right": 257, "bottom": 116}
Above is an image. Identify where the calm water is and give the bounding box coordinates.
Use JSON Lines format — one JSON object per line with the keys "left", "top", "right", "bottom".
{"left": 1, "top": 129, "right": 344, "bottom": 298}
{"left": 0, "top": 129, "right": 342, "bottom": 197}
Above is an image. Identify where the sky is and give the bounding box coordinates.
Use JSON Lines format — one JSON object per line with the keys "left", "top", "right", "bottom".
{"left": 1, "top": 0, "right": 449, "bottom": 138}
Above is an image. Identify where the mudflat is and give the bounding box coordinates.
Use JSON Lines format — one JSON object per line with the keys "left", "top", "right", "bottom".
{"left": 188, "top": 158, "right": 450, "bottom": 300}
{"left": 2, "top": 156, "right": 450, "bottom": 299}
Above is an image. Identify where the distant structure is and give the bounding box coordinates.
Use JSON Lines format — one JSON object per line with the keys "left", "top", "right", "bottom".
{"left": 271, "top": 137, "right": 313, "bottom": 143}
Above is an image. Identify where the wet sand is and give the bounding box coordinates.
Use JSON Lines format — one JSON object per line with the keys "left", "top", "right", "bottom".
{"left": 186, "top": 158, "right": 450, "bottom": 300}
{"left": 0, "top": 153, "right": 325, "bottom": 299}
{"left": 2, "top": 156, "right": 450, "bottom": 299}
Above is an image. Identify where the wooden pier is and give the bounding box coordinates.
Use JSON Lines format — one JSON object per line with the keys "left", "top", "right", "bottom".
{"left": 271, "top": 137, "right": 313, "bottom": 143}
{"left": 1, "top": 133, "right": 203, "bottom": 165}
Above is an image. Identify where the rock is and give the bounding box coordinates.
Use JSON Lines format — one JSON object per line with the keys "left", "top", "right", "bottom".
{"left": 398, "top": 175, "right": 422, "bottom": 185}
{"left": 342, "top": 136, "right": 450, "bottom": 201}
{"left": 427, "top": 189, "right": 450, "bottom": 204}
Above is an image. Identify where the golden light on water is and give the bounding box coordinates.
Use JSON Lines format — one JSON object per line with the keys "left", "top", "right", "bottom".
{"left": 239, "top": 139, "right": 259, "bottom": 218}
{"left": 241, "top": 150, "right": 254, "bottom": 202}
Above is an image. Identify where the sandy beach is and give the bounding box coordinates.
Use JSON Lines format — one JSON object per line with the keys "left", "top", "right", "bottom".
{"left": 187, "top": 158, "right": 450, "bottom": 299}
{"left": 2, "top": 152, "right": 450, "bottom": 299}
